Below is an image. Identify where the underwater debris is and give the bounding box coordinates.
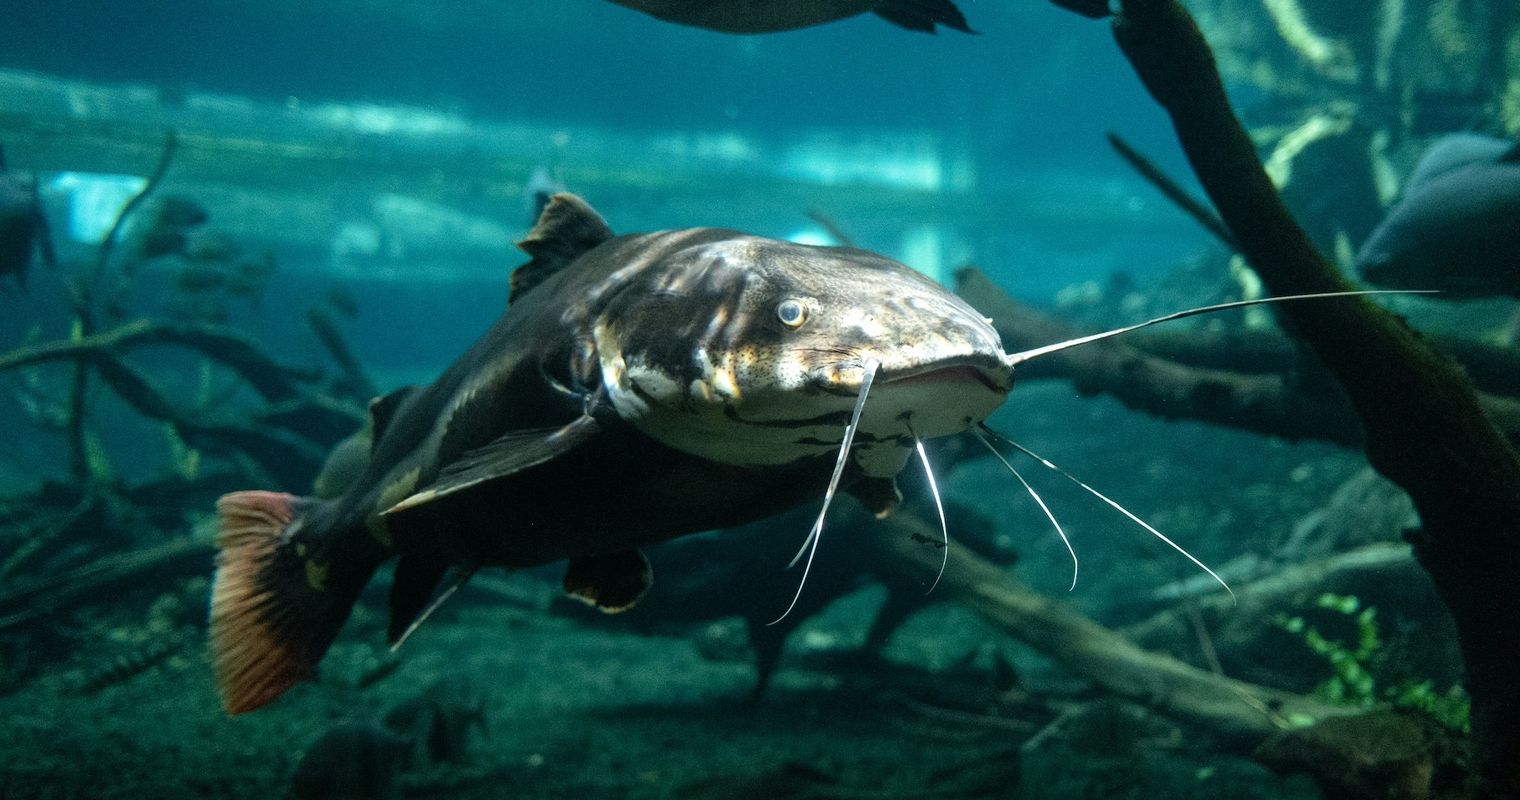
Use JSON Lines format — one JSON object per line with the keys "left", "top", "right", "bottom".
{"left": 306, "top": 306, "right": 377, "bottom": 402}
{"left": 289, "top": 720, "right": 414, "bottom": 800}
{"left": 75, "top": 636, "right": 185, "bottom": 694}
{"left": 0, "top": 538, "right": 212, "bottom": 632}
{"left": 1356, "top": 133, "right": 1520, "bottom": 296}
{"left": 603, "top": 0, "right": 974, "bottom": 34}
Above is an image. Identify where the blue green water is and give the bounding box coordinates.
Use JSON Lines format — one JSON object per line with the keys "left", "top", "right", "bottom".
{"left": 0, "top": 1, "right": 1501, "bottom": 797}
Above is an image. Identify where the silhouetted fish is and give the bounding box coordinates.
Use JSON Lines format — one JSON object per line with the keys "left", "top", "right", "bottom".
{"left": 209, "top": 193, "right": 1013, "bottom": 713}
{"left": 0, "top": 144, "right": 54, "bottom": 289}
{"left": 604, "top": 0, "right": 973, "bottom": 34}
{"left": 1357, "top": 134, "right": 1520, "bottom": 297}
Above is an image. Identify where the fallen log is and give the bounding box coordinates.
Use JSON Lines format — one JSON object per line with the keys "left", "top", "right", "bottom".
{"left": 0, "top": 537, "right": 213, "bottom": 631}
{"left": 958, "top": 267, "right": 1520, "bottom": 447}
{"left": 864, "top": 507, "right": 1353, "bottom": 750}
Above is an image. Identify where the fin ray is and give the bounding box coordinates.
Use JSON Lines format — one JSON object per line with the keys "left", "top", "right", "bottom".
{"left": 510, "top": 193, "right": 614, "bottom": 303}
{"left": 387, "top": 414, "right": 600, "bottom": 515}
{"left": 210, "top": 491, "right": 372, "bottom": 714}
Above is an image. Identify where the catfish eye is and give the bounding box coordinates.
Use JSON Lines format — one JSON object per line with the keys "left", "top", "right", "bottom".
{"left": 776, "top": 298, "right": 809, "bottom": 328}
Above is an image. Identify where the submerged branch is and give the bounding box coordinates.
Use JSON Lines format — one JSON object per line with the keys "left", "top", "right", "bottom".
{"left": 1106, "top": 132, "right": 1238, "bottom": 250}
{"left": 1041, "top": 0, "right": 1520, "bottom": 792}
{"left": 0, "top": 537, "right": 212, "bottom": 631}
{"left": 867, "top": 507, "right": 1353, "bottom": 748}
{"left": 0, "top": 319, "right": 318, "bottom": 401}
{"left": 958, "top": 267, "right": 1520, "bottom": 446}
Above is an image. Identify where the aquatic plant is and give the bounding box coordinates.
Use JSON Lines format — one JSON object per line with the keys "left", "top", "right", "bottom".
{"left": 1276, "top": 592, "right": 1470, "bottom": 732}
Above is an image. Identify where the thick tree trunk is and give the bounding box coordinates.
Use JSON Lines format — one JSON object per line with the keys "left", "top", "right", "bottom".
{"left": 1045, "top": 1, "right": 1520, "bottom": 794}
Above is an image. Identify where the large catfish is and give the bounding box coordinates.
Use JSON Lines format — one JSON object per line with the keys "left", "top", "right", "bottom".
{"left": 210, "top": 194, "right": 1012, "bottom": 713}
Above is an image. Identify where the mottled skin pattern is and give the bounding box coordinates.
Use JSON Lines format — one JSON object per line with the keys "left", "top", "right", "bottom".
{"left": 331, "top": 227, "right": 1007, "bottom": 573}
{"left": 289, "top": 218, "right": 1007, "bottom": 613}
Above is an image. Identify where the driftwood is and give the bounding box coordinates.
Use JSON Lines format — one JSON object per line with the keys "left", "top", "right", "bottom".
{"left": 0, "top": 319, "right": 318, "bottom": 402}
{"left": 960, "top": 269, "right": 1520, "bottom": 447}
{"left": 865, "top": 508, "right": 1352, "bottom": 749}
{"left": 1121, "top": 326, "right": 1520, "bottom": 399}
{"left": 1045, "top": 1, "right": 1520, "bottom": 793}
{"left": 0, "top": 537, "right": 213, "bottom": 631}
{"left": 306, "top": 307, "right": 377, "bottom": 402}
{"left": 64, "top": 131, "right": 178, "bottom": 482}
{"left": 1122, "top": 544, "right": 1458, "bottom": 691}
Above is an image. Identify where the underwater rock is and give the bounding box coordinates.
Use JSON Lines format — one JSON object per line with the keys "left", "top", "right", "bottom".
{"left": 1356, "top": 133, "right": 1520, "bottom": 296}
{"left": 602, "top": 0, "right": 973, "bottom": 34}
{"left": 289, "top": 720, "right": 414, "bottom": 800}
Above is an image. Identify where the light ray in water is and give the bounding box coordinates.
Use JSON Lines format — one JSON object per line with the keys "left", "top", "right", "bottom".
{"left": 771, "top": 359, "right": 879, "bottom": 626}
{"left": 912, "top": 434, "right": 950, "bottom": 594}
{"left": 973, "top": 428, "right": 1078, "bottom": 591}
{"left": 981, "top": 425, "right": 1236, "bottom": 603}
{"left": 1004, "top": 290, "right": 1433, "bottom": 366}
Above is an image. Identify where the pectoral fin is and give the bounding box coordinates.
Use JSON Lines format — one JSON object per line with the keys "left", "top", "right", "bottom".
{"left": 563, "top": 550, "right": 652, "bottom": 613}
{"left": 386, "top": 414, "right": 600, "bottom": 515}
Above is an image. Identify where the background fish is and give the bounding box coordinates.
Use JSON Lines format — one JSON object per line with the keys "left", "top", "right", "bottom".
{"left": 1356, "top": 133, "right": 1520, "bottom": 297}
{"left": 209, "top": 193, "right": 1012, "bottom": 714}
{"left": 0, "top": 144, "right": 54, "bottom": 290}
{"left": 603, "top": 0, "right": 973, "bottom": 34}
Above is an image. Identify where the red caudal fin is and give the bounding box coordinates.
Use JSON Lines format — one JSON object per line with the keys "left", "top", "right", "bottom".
{"left": 209, "top": 491, "right": 369, "bottom": 714}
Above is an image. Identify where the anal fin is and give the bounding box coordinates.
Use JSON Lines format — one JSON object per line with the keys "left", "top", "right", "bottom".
{"left": 563, "top": 550, "right": 652, "bottom": 613}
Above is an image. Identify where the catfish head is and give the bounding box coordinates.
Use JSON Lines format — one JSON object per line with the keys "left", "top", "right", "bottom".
{"left": 583, "top": 232, "right": 1012, "bottom": 478}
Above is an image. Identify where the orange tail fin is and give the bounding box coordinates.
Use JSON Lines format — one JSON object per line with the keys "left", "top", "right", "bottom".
{"left": 210, "top": 491, "right": 364, "bottom": 714}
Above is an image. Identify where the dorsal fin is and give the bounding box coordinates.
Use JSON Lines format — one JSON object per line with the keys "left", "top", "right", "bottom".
{"left": 368, "top": 385, "right": 419, "bottom": 445}
{"left": 510, "top": 193, "right": 614, "bottom": 304}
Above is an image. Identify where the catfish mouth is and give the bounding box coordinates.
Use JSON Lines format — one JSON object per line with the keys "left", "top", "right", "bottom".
{"left": 878, "top": 356, "right": 1012, "bottom": 395}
